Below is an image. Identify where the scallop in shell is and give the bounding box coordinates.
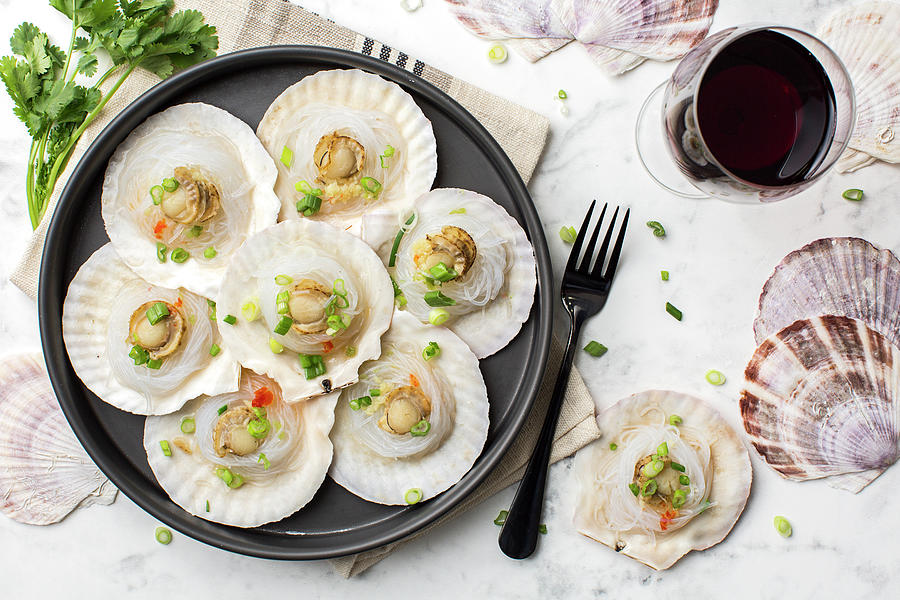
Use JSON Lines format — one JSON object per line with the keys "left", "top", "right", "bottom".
{"left": 144, "top": 370, "right": 337, "bottom": 527}
{"left": 573, "top": 389, "right": 751, "bottom": 570}
{"left": 256, "top": 69, "right": 437, "bottom": 247}
{"left": 63, "top": 244, "right": 240, "bottom": 415}
{"left": 741, "top": 315, "right": 900, "bottom": 493}
{"left": 754, "top": 237, "right": 900, "bottom": 347}
{"left": 818, "top": 1, "right": 900, "bottom": 172}
{"left": 0, "top": 354, "right": 116, "bottom": 525}
{"left": 329, "top": 311, "right": 489, "bottom": 505}
{"left": 216, "top": 220, "right": 395, "bottom": 402}
{"left": 102, "top": 103, "right": 281, "bottom": 298}
{"left": 385, "top": 188, "right": 536, "bottom": 359}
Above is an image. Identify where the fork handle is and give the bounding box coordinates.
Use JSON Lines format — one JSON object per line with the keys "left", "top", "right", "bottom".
{"left": 498, "top": 311, "right": 584, "bottom": 559}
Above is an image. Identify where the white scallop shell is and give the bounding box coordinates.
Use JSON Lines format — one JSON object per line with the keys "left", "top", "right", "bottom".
{"left": 144, "top": 371, "right": 337, "bottom": 527}
{"left": 256, "top": 69, "right": 437, "bottom": 248}
{"left": 818, "top": 1, "right": 900, "bottom": 171}
{"left": 0, "top": 354, "right": 117, "bottom": 525}
{"left": 573, "top": 389, "right": 751, "bottom": 570}
{"left": 753, "top": 237, "right": 900, "bottom": 348}
{"left": 216, "top": 220, "right": 395, "bottom": 402}
{"left": 63, "top": 244, "right": 241, "bottom": 415}
{"left": 386, "top": 188, "right": 536, "bottom": 359}
{"left": 102, "top": 103, "right": 281, "bottom": 298}
{"left": 329, "top": 311, "right": 489, "bottom": 504}
{"left": 742, "top": 316, "right": 900, "bottom": 493}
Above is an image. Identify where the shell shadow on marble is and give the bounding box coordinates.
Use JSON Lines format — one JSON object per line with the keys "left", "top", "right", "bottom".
{"left": 818, "top": 1, "right": 900, "bottom": 172}
{"left": 0, "top": 354, "right": 116, "bottom": 525}
{"left": 741, "top": 316, "right": 900, "bottom": 493}
{"left": 754, "top": 237, "right": 900, "bottom": 348}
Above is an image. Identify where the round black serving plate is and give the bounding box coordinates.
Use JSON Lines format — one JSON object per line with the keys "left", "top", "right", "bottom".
{"left": 39, "top": 46, "right": 552, "bottom": 560}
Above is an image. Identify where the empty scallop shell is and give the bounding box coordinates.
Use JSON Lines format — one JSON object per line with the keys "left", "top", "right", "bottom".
{"left": 818, "top": 1, "right": 900, "bottom": 172}
{"left": 0, "top": 354, "right": 116, "bottom": 525}
{"left": 742, "top": 315, "right": 900, "bottom": 493}
{"left": 753, "top": 238, "right": 900, "bottom": 348}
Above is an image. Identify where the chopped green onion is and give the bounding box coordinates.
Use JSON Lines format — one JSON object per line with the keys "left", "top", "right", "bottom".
{"left": 147, "top": 358, "right": 162, "bottom": 369}
{"left": 628, "top": 483, "right": 640, "bottom": 496}
{"left": 280, "top": 146, "right": 294, "bottom": 168}
{"left": 345, "top": 346, "right": 357, "bottom": 357}
{"left": 209, "top": 343, "right": 221, "bottom": 357}
{"left": 404, "top": 488, "right": 424, "bottom": 505}
{"left": 383, "top": 145, "right": 395, "bottom": 157}
{"left": 488, "top": 44, "right": 508, "bottom": 64}
{"left": 609, "top": 443, "right": 618, "bottom": 451}
{"left": 360, "top": 176, "right": 382, "bottom": 196}
{"left": 679, "top": 474, "right": 691, "bottom": 486}
{"left": 247, "top": 417, "right": 270, "bottom": 439}
{"left": 205, "top": 500, "right": 210, "bottom": 512}
{"left": 269, "top": 337, "right": 284, "bottom": 354}
{"left": 558, "top": 89, "right": 568, "bottom": 99}
{"left": 275, "top": 274, "right": 293, "bottom": 285}
{"left": 641, "top": 460, "right": 665, "bottom": 478}
{"left": 180, "top": 417, "right": 195, "bottom": 434}
{"left": 155, "top": 526, "right": 172, "bottom": 545}
{"left": 223, "top": 314, "right": 237, "bottom": 325}
{"left": 670, "top": 461, "right": 686, "bottom": 472}
{"left": 661, "top": 270, "right": 669, "bottom": 281}
{"left": 186, "top": 225, "right": 202, "bottom": 238}
{"left": 207, "top": 298, "right": 216, "bottom": 320}
{"left": 559, "top": 225, "right": 577, "bottom": 244}
{"left": 410, "top": 419, "right": 431, "bottom": 436}
{"left": 665, "top": 302, "right": 682, "bottom": 321}
{"left": 669, "top": 414, "right": 683, "bottom": 426}
{"left": 150, "top": 185, "right": 164, "bottom": 205}
{"left": 538, "top": 524, "right": 548, "bottom": 535}
{"left": 494, "top": 510, "right": 508, "bottom": 526}
{"left": 705, "top": 369, "right": 726, "bottom": 385}
{"left": 215, "top": 467, "right": 244, "bottom": 489}
{"left": 146, "top": 302, "right": 170, "bottom": 325}
{"left": 369, "top": 389, "right": 381, "bottom": 397}
{"left": 391, "top": 277, "right": 403, "bottom": 297}
{"left": 422, "top": 341, "right": 441, "bottom": 361}
{"left": 349, "top": 397, "right": 362, "bottom": 411}
{"left": 672, "top": 488, "right": 687, "bottom": 509}
{"left": 424, "top": 290, "right": 456, "bottom": 307}
{"left": 159, "top": 440, "right": 172, "bottom": 456}
{"left": 448, "top": 207, "right": 466, "bottom": 215}
{"left": 389, "top": 214, "right": 416, "bottom": 267}
{"left": 129, "top": 346, "right": 149, "bottom": 366}
{"left": 294, "top": 180, "right": 314, "bottom": 194}
{"left": 774, "top": 515, "right": 792, "bottom": 537}
{"left": 583, "top": 341, "right": 608, "bottom": 357}
{"left": 156, "top": 242, "right": 167, "bottom": 263}
{"left": 241, "top": 301, "right": 261, "bottom": 322}
{"left": 171, "top": 248, "right": 189, "bottom": 263}
{"left": 296, "top": 192, "right": 322, "bottom": 216}
{"left": 298, "top": 353, "right": 326, "bottom": 379}
{"left": 273, "top": 315, "right": 293, "bottom": 335}
{"left": 203, "top": 247, "right": 217, "bottom": 259}
{"left": 217, "top": 404, "right": 228, "bottom": 415}
{"left": 276, "top": 290, "right": 290, "bottom": 314}
{"left": 641, "top": 479, "right": 658, "bottom": 496}
{"left": 646, "top": 220, "right": 666, "bottom": 238}
{"left": 395, "top": 294, "right": 407, "bottom": 307}
{"left": 333, "top": 278, "right": 347, "bottom": 297}
{"left": 428, "top": 262, "right": 458, "bottom": 282}
{"left": 842, "top": 188, "right": 863, "bottom": 201}
{"left": 429, "top": 308, "right": 450, "bottom": 326}
{"left": 252, "top": 407, "right": 266, "bottom": 419}
{"left": 379, "top": 155, "right": 390, "bottom": 169}
{"left": 258, "top": 453, "right": 270, "bottom": 470}
{"left": 161, "top": 177, "right": 178, "bottom": 193}
{"left": 656, "top": 442, "right": 668, "bottom": 457}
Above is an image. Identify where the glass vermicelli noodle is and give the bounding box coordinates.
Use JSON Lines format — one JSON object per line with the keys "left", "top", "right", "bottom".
{"left": 342, "top": 341, "right": 455, "bottom": 458}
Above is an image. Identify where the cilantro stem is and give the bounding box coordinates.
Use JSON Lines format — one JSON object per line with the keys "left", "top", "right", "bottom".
{"left": 60, "top": 20, "right": 78, "bottom": 83}
{"left": 26, "top": 140, "right": 39, "bottom": 229}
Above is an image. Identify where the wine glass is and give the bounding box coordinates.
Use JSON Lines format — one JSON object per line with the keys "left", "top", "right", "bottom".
{"left": 634, "top": 25, "right": 855, "bottom": 203}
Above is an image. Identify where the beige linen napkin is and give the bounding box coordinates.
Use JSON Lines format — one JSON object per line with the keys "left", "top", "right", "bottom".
{"left": 7, "top": 0, "right": 601, "bottom": 576}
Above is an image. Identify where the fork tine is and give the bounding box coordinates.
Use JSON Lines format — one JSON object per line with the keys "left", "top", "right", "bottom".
{"left": 577, "top": 203, "right": 608, "bottom": 274}
{"left": 564, "top": 200, "right": 595, "bottom": 273}
{"left": 601, "top": 207, "right": 630, "bottom": 281}
{"left": 589, "top": 206, "right": 619, "bottom": 279}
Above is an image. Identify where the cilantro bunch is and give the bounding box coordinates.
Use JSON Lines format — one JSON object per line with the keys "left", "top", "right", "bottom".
{"left": 0, "top": 0, "right": 218, "bottom": 229}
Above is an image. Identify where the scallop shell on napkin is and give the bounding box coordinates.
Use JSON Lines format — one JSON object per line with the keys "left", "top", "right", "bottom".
{"left": 0, "top": 354, "right": 117, "bottom": 525}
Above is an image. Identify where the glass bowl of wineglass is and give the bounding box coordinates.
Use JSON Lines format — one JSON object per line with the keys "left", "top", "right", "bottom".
{"left": 635, "top": 25, "right": 855, "bottom": 202}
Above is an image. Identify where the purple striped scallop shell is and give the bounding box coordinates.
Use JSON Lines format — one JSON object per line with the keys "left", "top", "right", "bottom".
{"left": 741, "top": 315, "right": 900, "bottom": 493}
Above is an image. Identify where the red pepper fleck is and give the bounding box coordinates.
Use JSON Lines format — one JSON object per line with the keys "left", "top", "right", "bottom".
{"left": 153, "top": 220, "right": 167, "bottom": 238}
{"left": 409, "top": 373, "right": 420, "bottom": 387}
{"left": 659, "top": 509, "right": 678, "bottom": 532}
{"left": 252, "top": 387, "right": 274, "bottom": 407}
{"left": 322, "top": 341, "right": 334, "bottom": 354}
{"left": 174, "top": 297, "right": 183, "bottom": 308}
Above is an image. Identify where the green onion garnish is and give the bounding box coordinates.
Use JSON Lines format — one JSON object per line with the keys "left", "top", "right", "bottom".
{"left": 161, "top": 177, "right": 178, "bottom": 193}
{"left": 679, "top": 474, "right": 690, "bottom": 486}
{"left": 275, "top": 274, "right": 293, "bottom": 285}
{"left": 429, "top": 308, "right": 450, "bottom": 326}
{"left": 842, "top": 188, "right": 863, "bottom": 201}
{"left": 223, "top": 314, "right": 237, "bottom": 325}
{"left": 656, "top": 441, "right": 668, "bottom": 457}
{"left": 159, "top": 440, "right": 172, "bottom": 456}
{"left": 180, "top": 417, "right": 195, "bottom": 434}
{"left": 129, "top": 345, "right": 149, "bottom": 366}
{"left": 669, "top": 414, "right": 683, "bottom": 426}
{"left": 422, "top": 341, "right": 441, "bottom": 361}
{"left": 488, "top": 44, "right": 508, "bottom": 64}
{"left": 641, "top": 479, "right": 657, "bottom": 496}
{"left": 215, "top": 467, "right": 244, "bottom": 488}
{"left": 147, "top": 358, "right": 162, "bottom": 369}
{"left": 558, "top": 89, "right": 568, "bottom": 99}
{"left": 280, "top": 146, "right": 294, "bottom": 168}
{"left": 661, "top": 270, "right": 669, "bottom": 281}
{"left": 298, "top": 353, "right": 326, "bottom": 379}
{"left": 424, "top": 290, "right": 456, "bottom": 307}
{"left": 494, "top": 510, "right": 508, "bottom": 526}
{"left": 448, "top": 207, "right": 466, "bottom": 215}
{"left": 369, "top": 389, "right": 381, "bottom": 397}
{"left": 209, "top": 343, "right": 221, "bottom": 357}
{"left": 156, "top": 242, "right": 167, "bottom": 263}
{"left": 217, "top": 404, "right": 228, "bottom": 415}
{"left": 774, "top": 515, "right": 792, "bottom": 537}
{"left": 345, "top": 346, "right": 357, "bottom": 357}
{"left": 609, "top": 443, "right": 618, "bottom": 451}
{"left": 258, "top": 453, "right": 270, "bottom": 470}
{"left": 203, "top": 247, "right": 217, "bottom": 259}
{"left": 247, "top": 417, "right": 270, "bottom": 439}
{"left": 207, "top": 298, "right": 216, "bottom": 320}
{"left": 670, "top": 461, "right": 686, "bottom": 472}
{"left": 628, "top": 483, "right": 640, "bottom": 496}
{"left": 665, "top": 302, "right": 682, "bottom": 321}
{"left": 296, "top": 192, "right": 322, "bottom": 216}
{"left": 559, "top": 225, "right": 577, "bottom": 244}
{"left": 641, "top": 460, "right": 664, "bottom": 478}
{"left": 389, "top": 214, "right": 416, "bottom": 267}
{"left": 428, "top": 262, "right": 458, "bottom": 282}
{"left": 171, "top": 248, "right": 189, "bottom": 263}
{"left": 146, "top": 302, "right": 170, "bottom": 325}
{"left": 269, "top": 337, "right": 284, "bottom": 354}
{"left": 379, "top": 155, "right": 389, "bottom": 169}
{"left": 241, "top": 301, "right": 261, "bottom": 322}
{"left": 205, "top": 500, "right": 210, "bottom": 512}
{"left": 646, "top": 220, "right": 666, "bottom": 237}
{"left": 349, "top": 396, "right": 372, "bottom": 411}
{"left": 150, "top": 185, "right": 164, "bottom": 205}
{"left": 672, "top": 489, "right": 687, "bottom": 509}
{"left": 186, "top": 225, "right": 202, "bottom": 238}
{"left": 583, "top": 341, "right": 607, "bottom": 357}
{"left": 294, "top": 180, "right": 314, "bottom": 194}
{"left": 273, "top": 315, "right": 293, "bottom": 335}
{"left": 538, "top": 524, "right": 548, "bottom": 535}
{"left": 410, "top": 419, "right": 431, "bottom": 436}
{"left": 360, "top": 176, "right": 382, "bottom": 196}
{"left": 155, "top": 526, "right": 172, "bottom": 545}
{"left": 705, "top": 369, "right": 726, "bottom": 385}
{"left": 252, "top": 406, "right": 266, "bottom": 419}
{"left": 404, "top": 488, "right": 424, "bottom": 505}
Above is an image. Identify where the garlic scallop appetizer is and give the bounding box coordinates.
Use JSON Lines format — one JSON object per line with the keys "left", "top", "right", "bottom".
{"left": 574, "top": 390, "right": 751, "bottom": 570}
{"left": 387, "top": 188, "right": 536, "bottom": 358}
{"left": 217, "top": 220, "right": 394, "bottom": 402}
{"left": 62, "top": 244, "right": 240, "bottom": 415}
{"left": 102, "top": 103, "right": 281, "bottom": 298}
{"left": 256, "top": 69, "right": 437, "bottom": 244}
{"left": 144, "top": 370, "right": 337, "bottom": 527}
{"left": 329, "top": 311, "right": 489, "bottom": 505}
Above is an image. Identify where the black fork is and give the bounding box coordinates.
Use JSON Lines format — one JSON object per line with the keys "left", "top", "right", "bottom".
{"left": 499, "top": 200, "right": 630, "bottom": 559}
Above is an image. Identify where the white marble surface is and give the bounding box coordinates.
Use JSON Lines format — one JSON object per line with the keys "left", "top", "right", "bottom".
{"left": 2, "top": 0, "right": 899, "bottom": 597}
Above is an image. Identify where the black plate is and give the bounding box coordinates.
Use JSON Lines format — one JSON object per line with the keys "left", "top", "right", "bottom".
{"left": 39, "top": 46, "right": 552, "bottom": 560}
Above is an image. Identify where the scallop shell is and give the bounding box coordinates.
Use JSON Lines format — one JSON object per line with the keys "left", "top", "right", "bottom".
{"left": 144, "top": 370, "right": 337, "bottom": 527}
{"left": 256, "top": 69, "right": 437, "bottom": 248}
{"left": 0, "top": 354, "right": 116, "bottom": 525}
{"left": 216, "top": 220, "right": 395, "bottom": 402}
{"left": 444, "top": 0, "right": 574, "bottom": 61}
{"left": 63, "top": 244, "right": 241, "bottom": 415}
{"left": 329, "top": 311, "right": 489, "bottom": 504}
{"left": 818, "top": 1, "right": 900, "bottom": 172}
{"left": 573, "top": 389, "right": 751, "bottom": 570}
{"left": 753, "top": 238, "right": 900, "bottom": 348}
{"left": 741, "top": 315, "right": 900, "bottom": 493}
{"left": 102, "top": 103, "right": 281, "bottom": 298}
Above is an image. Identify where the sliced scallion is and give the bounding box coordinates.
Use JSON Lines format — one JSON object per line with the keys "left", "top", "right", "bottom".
{"left": 538, "top": 524, "right": 548, "bottom": 535}
{"left": 449, "top": 207, "right": 466, "bottom": 215}
{"left": 429, "top": 308, "right": 450, "bottom": 326}
{"left": 669, "top": 414, "right": 683, "bottom": 426}
{"left": 280, "top": 146, "right": 294, "bottom": 168}
{"left": 656, "top": 441, "right": 668, "bottom": 457}
{"left": 156, "top": 242, "right": 167, "bottom": 263}
{"left": 705, "top": 369, "right": 726, "bottom": 385}
{"left": 161, "top": 177, "right": 178, "bottom": 193}
{"left": 223, "top": 314, "right": 237, "bottom": 326}
{"left": 422, "top": 341, "right": 441, "bottom": 361}
{"left": 774, "top": 515, "right": 792, "bottom": 537}
{"left": 661, "top": 270, "right": 669, "bottom": 281}
{"left": 146, "top": 302, "right": 170, "bottom": 325}
{"left": 345, "top": 346, "right": 357, "bottom": 357}
{"left": 180, "top": 417, "right": 195, "bottom": 434}
{"left": 428, "top": 262, "right": 457, "bottom": 282}
{"left": 679, "top": 474, "right": 690, "bottom": 486}
{"left": 424, "top": 290, "right": 455, "bottom": 307}
{"left": 258, "top": 453, "right": 270, "bottom": 470}
{"left": 494, "top": 510, "right": 508, "bottom": 526}
{"left": 842, "top": 188, "right": 863, "bottom": 201}
{"left": 488, "top": 44, "right": 508, "bottom": 64}
{"left": 404, "top": 488, "right": 424, "bottom": 505}
{"left": 672, "top": 488, "right": 687, "bottom": 509}
{"left": 186, "top": 225, "right": 202, "bottom": 238}
{"left": 670, "top": 461, "right": 686, "bottom": 472}
{"left": 410, "top": 419, "right": 431, "bottom": 436}
{"left": 147, "top": 358, "right": 162, "bottom": 369}
{"left": 209, "top": 343, "right": 221, "bottom": 357}
{"left": 150, "top": 185, "right": 164, "bottom": 205}
{"left": 217, "top": 404, "right": 228, "bottom": 415}
{"left": 170, "top": 248, "right": 189, "bottom": 263}
{"left": 273, "top": 315, "right": 293, "bottom": 335}
{"left": 247, "top": 417, "right": 270, "bottom": 439}
{"left": 241, "top": 301, "right": 261, "bottom": 322}
{"left": 155, "top": 526, "right": 172, "bottom": 545}
{"left": 159, "top": 440, "right": 172, "bottom": 456}
{"left": 129, "top": 345, "right": 149, "bottom": 366}
{"left": 360, "top": 176, "right": 382, "bottom": 196}
{"left": 275, "top": 274, "right": 293, "bottom": 285}
{"left": 203, "top": 246, "right": 217, "bottom": 259}
{"left": 609, "top": 442, "right": 618, "bottom": 451}
{"left": 641, "top": 460, "right": 664, "bottom": 478}
{"left": 583, "top": 341, "right": 607, "bottom": 357}
{"left": 389, "top": 214, "right": 416, "bottom": 267}
{"left": 628, "top": 483, "right": 640, "bottom": 496}
{"left": 665, "top": 302, "right": 682, "bottom": 321}
{"left": 641, "top": 479, "right": 658, "bottom": 496}
{"left": 646, "top": 220, "right": 666, "bottom": 238}
{"left": 559, "top": 225, "right": 577, "bottom": 244}
{"left": 269, "top": 337, "right": 284, "bottom": 354}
